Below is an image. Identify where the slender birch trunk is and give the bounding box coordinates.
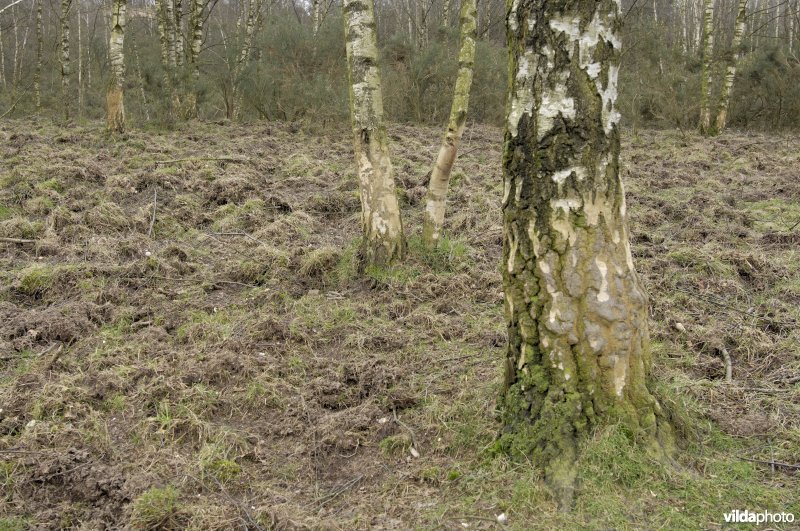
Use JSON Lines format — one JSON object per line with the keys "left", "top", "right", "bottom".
{"left": 132, "top": 35, "right": 150, "bottom": 121}
{"left": 60, "top": 0, "right": 72, "bottom": 121}
{"left": 189, "top": 0, "right": 204, "bottom": 76}
{"left": 165, "top": 0, "right": 177, "bottom": 67}
{"left": 34, "top": 0, "right": 42, "bottom": 111}
{"left": 698, "top": 0, "right": 715, "bottom": 134}
{"left": 499, "top": 0, "right": 673, "bottom": 508}
{"left": 85, "top": 12, "right": 91, "bottom": 90}
{"left": 0, "top": 20, "right": 4, "bottom": 87}
{"left": 175, "top": 0, "right": 185, "bottom": 66}
{"left": 107, "top": 0, "right": 127, "bottom": 132}
{"left": 343, "top": 0, "right": 405, "bottom": 266}
{"left": 231, "top": 0, "right": 259, "bottom": 119}
{"left": 421, "top": 0, "right": 477, "bottom": 246}
{"left": 78, "top": 0, "right": 83, "bottom": 118}
{"left": 714, "top": 0, "right": 747, "bottom": 133}
{"left": 12, "top": 4, "right": 18, "bottom": 86}
{"left": 312, "top": 0, "right": 322, "bottom": 35}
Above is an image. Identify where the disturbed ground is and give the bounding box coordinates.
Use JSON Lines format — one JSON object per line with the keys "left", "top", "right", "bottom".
{"left": 0, "top": 120, "right": 798, "bottom": 529}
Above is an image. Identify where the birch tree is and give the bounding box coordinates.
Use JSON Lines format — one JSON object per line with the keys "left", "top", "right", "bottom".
{"left": 60, "top": 0, "right": 72, "bottom": 120}
{"left": 498, "top": 0, "right": 673, "bottom": 506}
{"left": 421, "top": 0, "right": 477, "bottom": 246}
{"left": 34, "top": 0, "right": 42, "bottom": 111}
{"left": 714, "top": 0, "right": 747, "bottom": 133}
{"left": 107, "top": 0, "right": 127, "bottom": 132}
{"left": 343, "top": 0, "right": 406, "bottom": 266}
{"left": 698, "top": 0, "right": 715, "bottom": 134}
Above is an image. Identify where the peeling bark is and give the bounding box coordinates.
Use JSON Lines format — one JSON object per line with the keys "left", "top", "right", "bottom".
{"left": 344, "top": 0, "right": 406, "bottom": 266}
{"left": 421, "top": 0, "right": 477, "bottom": 246}
{"left": 499, "top": 0, "right": 673, "bottom": 507}
{"left": 107, "top": 0, "right": 127, "bottom": 133}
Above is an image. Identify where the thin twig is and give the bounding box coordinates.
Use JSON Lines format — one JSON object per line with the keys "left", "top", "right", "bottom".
{"left": 148, "top": 188, "right": 158, "bottom": 238}
{"left": 738, "top": 456, "right": 800, "bottom": 470}
{"left": 392, "top": 409, "right": 420, "bottom": 456}
{"left": 720, "top": 348, "right": 733, "bottom": 383}
{"left": 42, "top": 344, "right": 64, "bottom": 371}
{"left": 316, "top": 474, "right": 365, "bottom": 506}
{"left": 154, "top": 156, "right": 248, "bottom": 165}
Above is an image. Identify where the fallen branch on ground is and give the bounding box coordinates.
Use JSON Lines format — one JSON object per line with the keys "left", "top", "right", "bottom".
{"left": 154, "top": 156, "right": 249, "bottom": 165}
{"left": 0, "top": 237, "right": 36, "bottom": 244}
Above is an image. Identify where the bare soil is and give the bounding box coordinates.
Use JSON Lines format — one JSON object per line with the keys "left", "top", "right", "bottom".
{"left": 0, "top": 120, "right": 798, "bottom": 529}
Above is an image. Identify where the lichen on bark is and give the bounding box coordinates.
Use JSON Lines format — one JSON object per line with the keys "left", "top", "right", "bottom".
{"left": 499, "top": 0, "right": 673, "bottom": 508}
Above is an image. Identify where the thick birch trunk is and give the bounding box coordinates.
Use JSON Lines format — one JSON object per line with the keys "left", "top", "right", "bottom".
{"left": 714, "top": 0, "right": 747, "bottom": 133}
{"left": 343, "top": 0, "right": 405, "bottom": 266}
{"left": 499, "top": 0, "right": 673, "bottom": 507}
{"left": 60, "top": 0, "right": 72, "bottom": 121}
{"left": 107, "top": 0, "right": 127, "bottom": 133}
{"left": 421, "top": 0, "right": 477, "bottom": 246}
{"left": 698, "top": 0, "right": 715, "bottom": 134}
{"left": 34, "top": 0, "right": 42, "bottom": 111}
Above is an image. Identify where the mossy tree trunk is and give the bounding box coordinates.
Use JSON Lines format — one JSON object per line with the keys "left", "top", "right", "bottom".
{"left": 714, "top": 0, "right": 747, "bottom": 134}
{"left": 421, "top": 0, "right": 477, "bottom": 246}
{"left": 698, "top": 0, "right": 715, "bottom": 134}
{"left": 344, "top": 0, "right": 406, "bottom": 267}
{"left": 498, "top": 0, "right": 673, "bottom": 507}
{"left": 107, "top": 0, "right": 126, "bottom": 133}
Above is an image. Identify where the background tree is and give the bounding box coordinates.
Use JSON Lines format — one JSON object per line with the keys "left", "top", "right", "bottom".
{"left": 714, "top": 0, "right": 748, "bottom": 133}
{"left": 343, "top": 0, "right": 406, "bottom": 266}
{"left": 107, "top": 0, "right": 127, "bottom": 132}
{"left": 497, "top": 0, "right": 673, "bottom": 506}
{"left": 698, "top": 0, "right": 715, "bottom": 134}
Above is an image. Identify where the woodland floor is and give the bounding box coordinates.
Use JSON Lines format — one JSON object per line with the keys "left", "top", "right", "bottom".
{"left": 0, "top": 120, "right": 798, "bottom": 530}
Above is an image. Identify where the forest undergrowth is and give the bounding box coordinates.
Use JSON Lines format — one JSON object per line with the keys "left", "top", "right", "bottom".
{"left": 0, "top": 120, "right": 798, "bottom": 529}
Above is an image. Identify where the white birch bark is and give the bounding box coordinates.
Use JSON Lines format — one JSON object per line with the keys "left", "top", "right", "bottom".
{"left": 421, "top": 0, "right": 477, "bottom": 245}
{"left": 343, "top": 0, "right": 405, "bottom": 266}
{"left": 698, "top": 0, "right": 715, "bottom": 134}
{"left": 60, "top": 0, "right": 72, "bottom": 120}
{"left": 34, "top": 0, "right": 42, "bottom": 110}
{"left": 107, "top": 0, "right": 127, "bottom": 132}
{"left": 714, "top": 0, "right": 747, "bottom": 133}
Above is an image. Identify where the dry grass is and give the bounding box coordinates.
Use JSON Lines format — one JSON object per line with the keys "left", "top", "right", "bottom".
{"left": 0, "top": 120, "right": 797, "bottom": 528}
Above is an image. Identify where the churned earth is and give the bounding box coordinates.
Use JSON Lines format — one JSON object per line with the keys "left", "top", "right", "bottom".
{"left": 0, "top": 119, "right": 798, "bottom": 529}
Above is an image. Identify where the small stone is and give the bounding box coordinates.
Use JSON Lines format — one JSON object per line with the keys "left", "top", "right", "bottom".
{"left": 144, "top": 251, "right": 152, "bottom": 257}
{"left": 26, "top": 420, "right": 36, "bottom": 429}
{"left": 674, "top": 322, "right": 686, "bottom": 333}
{"left": 409, "top": 447, "right": 420, "bottom": 458}
{"left": 496, "top": 513, "right": 508, "bottom": 524}
{"left": 308, "top": 289, "right": 320, "bottom": 296}
{"left": 377, "top": 417, "right": 388, "bottom": 424}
